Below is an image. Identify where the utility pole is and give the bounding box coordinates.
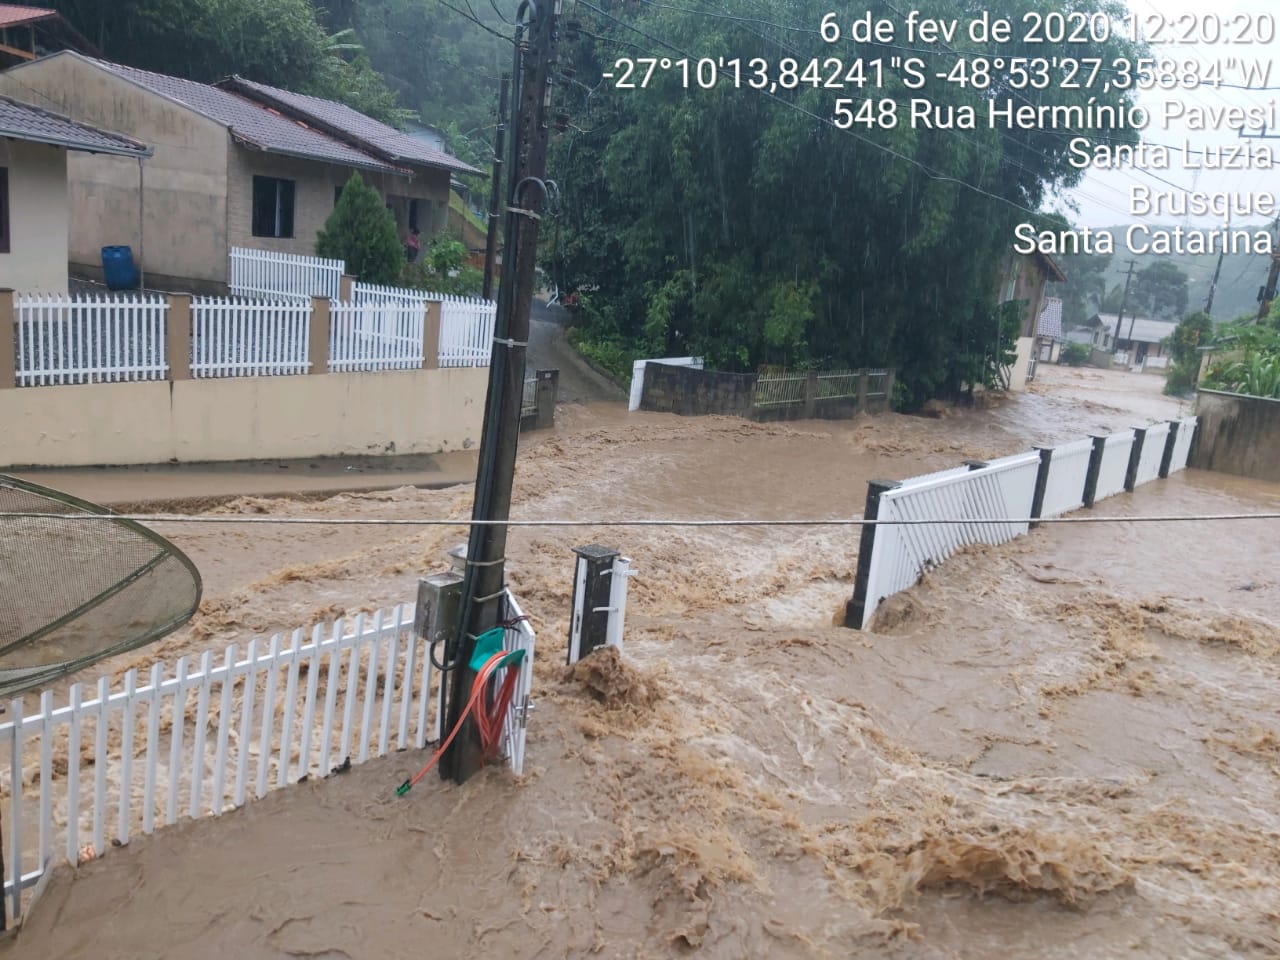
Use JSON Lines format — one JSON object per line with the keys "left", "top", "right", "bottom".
{"left": 1255, "top": 219, "right": 1280, "bottom": 323}
{"left": 1205, "top": 247, "right": 1226, "bottom": 318}
{"left": 482, "top": 73, "right": 511, "bottom": 301}
{"left": 441, "top": 0, "right": 561, "bottom": 785}
{"left": 1112, "top": 258, "right": 1137, "bottom": 352}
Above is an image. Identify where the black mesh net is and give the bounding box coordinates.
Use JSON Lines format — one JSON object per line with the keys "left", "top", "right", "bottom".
{"left": 0, "top": 475, "right": 201, "bottom": 696}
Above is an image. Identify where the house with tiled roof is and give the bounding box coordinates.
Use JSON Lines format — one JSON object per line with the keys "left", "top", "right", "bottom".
{"left": 0, "top": 51, "right": 479, "bottom": 292}
{"left": 0, "top": 93, "right": 148, "bottom": 291}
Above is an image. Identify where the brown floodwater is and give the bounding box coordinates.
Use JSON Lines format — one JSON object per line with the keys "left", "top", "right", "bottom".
{"left": 3, "top": 365, "right": 1278, "bottom": 959}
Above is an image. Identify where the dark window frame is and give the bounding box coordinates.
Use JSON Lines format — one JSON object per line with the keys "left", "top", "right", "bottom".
{"left": 0, "top": 168, "right": 10, "bottom": 254}
{"left": 252, "top": 175, "right": 295, "bottom": 239}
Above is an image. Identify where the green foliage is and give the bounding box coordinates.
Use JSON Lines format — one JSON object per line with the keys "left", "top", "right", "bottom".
{"left": 1055, "top": 250, "right": 1112, "bottom": 327}
{"left": 1200, "top": 319, "right": 1280, "bottom": 397}
{"left": 352, "top": 0, "right": 509, "bottom": 168}
{"left": 52, "top": 0, "right": 407, "bottom": 124}
{"left": 1203, "top": 353, "right": 1280, "bottom": 399}
{"left": 401, "top": 237, "right": 484, "bottom": 296}
{"left": 1133, "top": 259, "right": 1190, "bottom": 320}
{"left": 316, "top": 173, "right": 403, "bottom": 284}
{"left": 566, "top": 326, "right": 635, "bottom": 385}
{"left": 1060, "top": 341, "right": 1090, "bottom": 366}
{"left": 547, "top": 0, "right": 1146, "bottom": 406}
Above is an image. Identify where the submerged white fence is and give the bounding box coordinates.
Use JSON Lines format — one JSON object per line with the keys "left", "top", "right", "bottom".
{"left": 860, "top": 453, "right": 1041, "bottom": 625}
{"left": 190, "top": 297, "right": 311, "bottom": 378}
{"left": 851, "top": 417, "right": 1198, "bottom": 629}
{"left": 438, "top": 295, "right": 496, "bottom": 367}
{"left": 0, "top": 593, "right": 536, "bottom": 923}
{"left": 229, "top": 247, "right": 343, "bottom": 301}
{"left": 14, "top": 294, "right": 169, "bottom": 386}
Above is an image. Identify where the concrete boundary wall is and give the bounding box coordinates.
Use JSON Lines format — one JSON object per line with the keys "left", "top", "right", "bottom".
{"left": 1, "top": 367, "right": 487, "bottom": 468}
{"left": 1193, "top": 389, "right": 1280, "bottom": 483}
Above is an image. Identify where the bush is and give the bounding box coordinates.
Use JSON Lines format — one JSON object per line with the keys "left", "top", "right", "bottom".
{"left": 1060, "top": 341, "right": 1090, "bottom": 366}
{"left": 401, "top": 237, "right": 483, "bottom": 297}
{"left": 316, "top": 173, "right": 403, "bottom": 285}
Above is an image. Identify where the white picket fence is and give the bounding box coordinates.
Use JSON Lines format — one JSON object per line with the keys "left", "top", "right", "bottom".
{"left": 229, "top": 247, "right": 343, "bottom": 301}
{"left": 190, "top": 297, "right": 312, "bottom": 378}
{"left": 14, "top": 294, "right": 169, "bottom": 386}
{"left": 438, "top": 295, "right": 496, "bottom": 367}
{"left": 0, "top": 593, "right": 536, "bottom": 923}
{"left": 853, "top": 418, "right": 1199, "bottom": 629}
{"left": 329, "top": 300, "right": 424, "bottom": 372}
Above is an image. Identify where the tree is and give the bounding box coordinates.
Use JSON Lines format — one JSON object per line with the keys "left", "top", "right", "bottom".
{"left": 50, "top": 0, "right": 406, "bottom": 124}
{"left": 1056, "top": 250, "right": 1112, "bottom": 327}
{"left": 316, "top": 173, "right": 403, "bottom": 284}
{"left": 1163, "top": 310, "right": 1212, "bottom": 394}
{"left": 547, "top": 0, "right": 1148, "bottom": 407}
{"left": 1133, "top": 259, "right": 1189, "bottom": 320}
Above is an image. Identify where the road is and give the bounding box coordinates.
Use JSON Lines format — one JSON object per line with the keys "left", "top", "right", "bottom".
{"left": 528, "top": 298, "right": 626, "bottom": 405}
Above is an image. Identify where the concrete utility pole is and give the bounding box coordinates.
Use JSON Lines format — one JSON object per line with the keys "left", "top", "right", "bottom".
{"left": 482, "top": 74, "right": 511, "bottom": 301}
{"left": 441, "top": 0, "right": 561, "bottom": 785}
{"left": 1113, "top": 258, "right": 1137, "bottom": 352}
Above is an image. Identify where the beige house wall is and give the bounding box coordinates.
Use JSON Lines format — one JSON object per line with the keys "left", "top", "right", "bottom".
{"left": 226, "top": 150, "right": 452, "bottom": 257}
{"left": 0, "top": 54, "right": 230, "bottom": 289}
{"left": 0, "top": 140, "right": 69, "bottom": 293}
{"left": 0, "top": 367, "right": 486, "bottom": 468}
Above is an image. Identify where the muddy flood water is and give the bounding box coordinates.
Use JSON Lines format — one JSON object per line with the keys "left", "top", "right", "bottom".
{"left": 5, "top": 366, "right": 1279, "bottom": 960}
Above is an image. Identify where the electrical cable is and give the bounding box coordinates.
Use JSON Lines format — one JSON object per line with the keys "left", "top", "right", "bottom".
{"left": 3, "top": 512, "right": 1278, "bottom": 526}
{"left": 395, "top": 646, "right": 522, "bottom": 795}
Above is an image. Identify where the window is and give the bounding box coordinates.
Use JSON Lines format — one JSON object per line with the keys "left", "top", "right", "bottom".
{"left": 334, "top": 185, "right": 343, "bottom": 207}
{"left": 0, "top": 168, "right": 9, "bottom": 254}
{"left": 408, "top": 199, "right": 420, "bottom": 232}
{"left": 252, "top": 176, "right": 295, "bottom": 238}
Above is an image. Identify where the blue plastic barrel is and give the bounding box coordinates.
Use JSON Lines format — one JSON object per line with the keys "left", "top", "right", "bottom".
{"left": 101, "top": 246, "right": 140, "bottom": 290}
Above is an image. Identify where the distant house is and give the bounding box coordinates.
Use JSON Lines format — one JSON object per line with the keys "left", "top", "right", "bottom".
{"left": 995, "top": 250, "right": 1066, "bottom": 390}
{"left": 1035, "top": 296, "right": 1064, "bottom": 363}
{"left": 0, "top": 5, "right": 98, "bottom": 69}
{"left": 0, "top": 51, "right": 480, "bottom": 292}
{"left": 1090, "top": 313, "right": 1177, "bottom": 367}
{"left": 0, "top": 94, "right": 148, "bottom": 292}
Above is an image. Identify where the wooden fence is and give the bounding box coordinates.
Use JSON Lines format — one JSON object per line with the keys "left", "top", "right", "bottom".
{"left": 0, "top": 594, "right": 537, "bottom": 923}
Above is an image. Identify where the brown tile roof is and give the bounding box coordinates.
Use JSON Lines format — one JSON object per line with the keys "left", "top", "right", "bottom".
{"left": 0, "top": 4, "right": 56, "bottom": 30}
{"left": 219, "top": 76, "right": 482, "bottom": 176}
{"left": 0, "top": 94, "right": 149, "bottom": 157}
{"left": 82, "top": 55, "right": 406, "bottom": 175}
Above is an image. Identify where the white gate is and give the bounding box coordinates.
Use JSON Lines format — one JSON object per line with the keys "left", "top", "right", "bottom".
{"left": 1, "top": 594, "right": 536, "bottom": 923}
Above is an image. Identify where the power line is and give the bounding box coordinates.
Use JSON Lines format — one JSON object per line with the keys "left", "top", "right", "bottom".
{"left": 4, "top": 512, "right": 1278, "bottom": 527}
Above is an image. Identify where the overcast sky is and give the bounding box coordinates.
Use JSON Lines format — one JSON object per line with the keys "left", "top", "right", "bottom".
{"left": 1056, "top": 0, "right": 1280, "bottom": 229}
